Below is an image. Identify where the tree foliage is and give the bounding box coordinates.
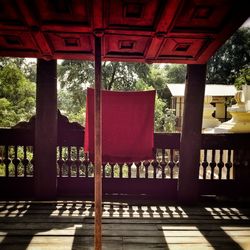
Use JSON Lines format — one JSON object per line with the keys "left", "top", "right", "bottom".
{"left": 165, "top": 64, "right": 187, "bottom": 83}
{"left": 58, "top": 60, "right": 175, "bottom": 132}
{"left": 207, "top": 28, "right": 250, "bottom": 84}
{"left": 0, "top": 57, "right": 36, "bottom": 82}
{"left": 234, "top": 66, "right": 250, "bottom": 90}
{"left": 0, "top": 63, "right": 35, "bottom": 127}
{"left": 58, "top": 60, "right": 150, "bottom": 91}
{"left": 154, "top": 97, "right": 176, "bottom": 132}
{"left": 102, "top": 61, "right": 150, "bottom": 90}
{"left": 58, "top": 60, "right": 150, "bottom": 121}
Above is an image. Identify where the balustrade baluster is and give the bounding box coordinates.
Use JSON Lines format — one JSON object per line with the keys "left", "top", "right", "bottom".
{"left": 160, "top": 149, "right": 166, "bottom": 179}
{"left": 143, "top": 161, "right": 150, "bottom": 179}
{"left": 30, "top": 149, "right": 34, "bottom": 176}
{"left": 210, "top": 149, "right": 216, "bottom": 179}
{"left": 102, "top": 163, "right": 106, "bottom": 178}
{"left": 78, "top": 148, "right": 84, "bottom": 176}
{"left": 67, "top": 147, "right": 72, "bottom": 177}
{"left": 83, "top": 153, "right": 89, "bottom": 177}
{"left": 152, "top": 149, "right": 158, "bottom": 179}
{"left": 169, "top": 149, "right": 175, "bottom": 179}
{"left": 176, "top": 158, "right": 180, "bottom": 178}
{"left": 75, "top": 147, "right": 81, "bottom": 177}
{"left": 225, "top": 150, "right": 232, "bottom": 180}
{"left": 3, "top": 145, "right": 10, "bottom": 177}
{"left": 110, "top": 163, "right": 115, "bottom": 178}
{"left": 202, "top": 149, "right": 208, "bottom": 179}
{"left": 85, "top": 162, "right": 89, "bottom": 177}
{"left": 22, "top": 146, "right": 29, "bottom": 177}
{"left": 135, "top": 162, "right": 140, "bottom": 178}
{"left": 13, "top": 146, "right": 20, "bottom": 177}
{"left": 218, "top": 150, "right": 224, "bottom": 180}
{"left": 152, "top": 159, "right": 159, "bottom": 179}
{"left": 119, "top": 164, "right": 123, "bottom": 178}
{"left": 57, "top": 146, "right": 64, "bottom": 177}
{"left": 127, "top": 163, "right": 132, "bottom": 178}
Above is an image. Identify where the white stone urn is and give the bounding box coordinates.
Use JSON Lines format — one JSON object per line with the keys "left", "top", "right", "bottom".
{"left": 213, "top": 85, "right": 250, "bottom": 133}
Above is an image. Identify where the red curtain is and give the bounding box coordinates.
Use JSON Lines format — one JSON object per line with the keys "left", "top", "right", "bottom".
{"left": 84, "top": 88, "right": 155, "bottom": 163}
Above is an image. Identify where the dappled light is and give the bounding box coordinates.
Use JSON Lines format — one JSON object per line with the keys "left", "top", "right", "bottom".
{"left": 0, "top": 201, "right": 250, "bottom": 249}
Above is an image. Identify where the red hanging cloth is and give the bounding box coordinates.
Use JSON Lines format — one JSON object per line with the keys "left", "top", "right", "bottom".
{"left": 84, "top": 88, "right": 155, "bottom": 164}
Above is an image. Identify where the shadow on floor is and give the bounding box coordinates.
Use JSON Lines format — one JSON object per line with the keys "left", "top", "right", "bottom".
{"left": 0, "top": 201, "right": 249, "bottom": 249}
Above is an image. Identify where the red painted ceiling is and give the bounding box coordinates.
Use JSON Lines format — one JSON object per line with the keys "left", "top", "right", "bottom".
{"left": 0, "top": 0, "right": 249, "bottom": 64}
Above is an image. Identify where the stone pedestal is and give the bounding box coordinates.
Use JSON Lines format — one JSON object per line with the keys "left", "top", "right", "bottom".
{"left": 202, "top": 96, "right": 221, "bottom": 130}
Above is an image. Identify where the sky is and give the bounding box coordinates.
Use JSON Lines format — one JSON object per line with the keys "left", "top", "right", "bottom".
{"left": 242, "top": 17, "right": 250, "bottom": 27}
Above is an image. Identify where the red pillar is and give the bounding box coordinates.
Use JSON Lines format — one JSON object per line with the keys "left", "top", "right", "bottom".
{"left": 35, "top": 59, "right": 57, "bottom": 199}
{"left": 178, "top": 64, "right": 207, "bottom": 204}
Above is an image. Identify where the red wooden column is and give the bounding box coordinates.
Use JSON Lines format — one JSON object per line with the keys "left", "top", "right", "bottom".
{"left": 178, "top": 64, "right": 207, "bottom": 204}
{"left": 94, "top": 36, "right": 102, "bottom": 250}
{"left": 35, "top": 59, "right": 57, "bottom": 200}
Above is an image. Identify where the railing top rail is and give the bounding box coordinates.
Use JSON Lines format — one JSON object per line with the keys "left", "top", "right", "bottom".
{"left": 154, "top": 132, "right": 250, "bottom": 150}
{"left": 0, "top": 128, "right": 34, "bottom": 146}
{"left": 1, "top": 128, "right": 250, "bottom": 150}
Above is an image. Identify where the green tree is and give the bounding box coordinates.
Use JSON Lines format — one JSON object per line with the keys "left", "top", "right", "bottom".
{"left": 154, "top": 96, "right": 176, "bottom": 132}
{"left": 234, "top": 66, "right": 250, "bottom": 90}
{"left": 0, "top": 57, "right": 25, "bottom": 68}
{"left": 137, "top": 64, "right": 171, "bottom": 101}
{"left": 58, "top": 60, "right": 150, "bottom": 90}
{"left": 207, "top": 28, "right": 250, "bottom": 84}
{"left": 58, "top": 60, "right": 176, "bottom": 131}
{"left": 58, "top": 89, "right": 86, "bottom": 125}
{"left": 102, "top": 61, "right": 150, "bottom": 90}
{"left": 0, "top": 57, "right": 36, "bottom": 82}
{"left": 165, "top": 64, "right": 187, "bottom": 83}
{"left": 58, "top": 60, "right": 151, "bottom": 121}
{"left": 0, "top": 63, "right": 36, "bottom": 127}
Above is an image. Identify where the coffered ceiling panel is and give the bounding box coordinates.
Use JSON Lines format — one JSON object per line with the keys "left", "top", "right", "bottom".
{"left": 0, "top": 0, "right": 26, "bottom": 29}
{"left": 0, "top": 0, "right": 248, "bottom": 63}
{"left": 105, "top": 0, "right": 163, "bottom": 31}
{"left": 157, "top": 37, "right": 209, "bottom": 61}
{"left": 171, "top": 0, "right": 234, "bottom": 34}
{"left": 0, "top": 31, "right": 39, "bottom": 57}
{"left": 45, "top": 32, "right": 93, "bottom": 59}
{"left": 27, "top": 0, "right": 91, "bottom": 31}
{"left": 104, "top": 34, "right": 151, "bottom": 60}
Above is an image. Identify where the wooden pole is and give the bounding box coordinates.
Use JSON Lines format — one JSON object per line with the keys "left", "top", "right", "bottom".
{"left": 94, "top": 36, "right": 102, "bottom": 250}
{"left": 178, "top": 64, "right": 207, "bottom": 204}
{"left": 35, "top": 59, "right": 57, "bottom": 199}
